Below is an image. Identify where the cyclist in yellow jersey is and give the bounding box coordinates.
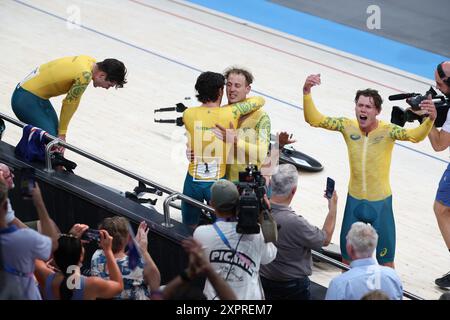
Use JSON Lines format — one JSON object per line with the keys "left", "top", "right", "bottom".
{"left": 11, "top": 56, "right": 127, "bottom": 145}
{"left": 213, "top": 67, "right": 271, "bottom": 182}
{"left": 303, "top": 74, "right": 436, "bottom": 267}
{"left": 182, "top": 71, "right": 265, "bottom": 228}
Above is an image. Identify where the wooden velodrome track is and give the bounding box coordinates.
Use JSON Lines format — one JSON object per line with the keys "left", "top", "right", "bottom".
{"left": 0, "top": 0, "right": 448, "bottom": 299}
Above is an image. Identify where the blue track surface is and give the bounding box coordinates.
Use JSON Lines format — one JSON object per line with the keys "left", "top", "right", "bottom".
{"left": 186, "top": 0, "right": 449, "bottom": 80}
{"left": 11, "top": 0, "right": 450, "bottom": 164}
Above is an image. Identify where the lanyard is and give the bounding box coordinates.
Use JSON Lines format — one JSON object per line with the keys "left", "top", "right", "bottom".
{"left": 3, "top": 265, "right": 33, "bottom": 278}
{"left": 212, "top": 223, "right": 251, "bottom": 268}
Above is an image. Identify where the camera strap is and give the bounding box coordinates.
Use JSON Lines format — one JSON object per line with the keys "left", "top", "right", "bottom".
{"left": 212, "top": 223, "right": 251, "bottom": 269}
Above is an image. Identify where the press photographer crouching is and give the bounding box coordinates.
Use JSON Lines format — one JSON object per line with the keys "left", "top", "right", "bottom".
{"left": 422, "top": 61, "right": 450, "bottom": 289}
{"left": 259, "top": 164, "right": 338, "bottom": 300}
{"left": 193, "top": 179, "right": 277, "bottom": 300}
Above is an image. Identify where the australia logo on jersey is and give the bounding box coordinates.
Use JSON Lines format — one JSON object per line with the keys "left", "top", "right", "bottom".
{"left": 210, "top": 249, "right": 256, "bottom": 276}
{"left": 350, "top": 134, "right": 361, "bottom": 140}
{"left": 379, "top": 247, "right": 388, "bottom": 257}
{"left": 372, "top": 136, "right": 384, "bottom": 144}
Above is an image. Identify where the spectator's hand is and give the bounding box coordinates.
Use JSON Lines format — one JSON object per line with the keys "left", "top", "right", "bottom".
{"left": 182, "top": 238, "right": 210, "bottom": 277}
{"left": 324, "top": 190, "right": 338, "bottom": 210}
{"left": 419, "top": 95, "right": 437, "bottom": 121}
{"left": 263, "top": 194, "right": 271, "bottom": 210}
{"left": 303, "top": 74, "right": 321, "bottom": 95}
{"left": 45, "top": 258, "right": 58, "bottom": 272}
{"left": 69, "top": 223, "right": 89, "bottom": 239}
{"left": 212, "top": 122, "right": 237, "bottom": 145}
{"left": 99, "top": 229, "right": 113, "bottom": 252}
{"left": 277, "top": 132, "right": 296, "bottom": 149}
{"left": 135, "top": 221, "right": 149, "bottom": 251}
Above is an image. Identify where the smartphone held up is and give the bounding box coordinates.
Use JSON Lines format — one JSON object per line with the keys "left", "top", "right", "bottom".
{"left": 20, "top": 168, "right": 35, "bottom": 200}
{"left": 325, "top": 177, "right": 335, "bottom": 199}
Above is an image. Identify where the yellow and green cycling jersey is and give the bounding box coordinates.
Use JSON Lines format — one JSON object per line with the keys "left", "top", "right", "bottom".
{"left": 304, "top": 94, "right": 433, "bottom": 201}
{"left": 226, "top": 109, "right": 271, "bottom": 182}
{"left": 183, "top": 97, "right": 265, "bottom": 180}
{"left": 20, "top": 55, "right": 96, "bottom": 135}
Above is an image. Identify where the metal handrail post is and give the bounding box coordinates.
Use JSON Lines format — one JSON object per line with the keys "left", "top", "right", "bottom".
{"left": 169, "top": 201, "right": 181, "bottom": 210}
{"left": 44, "top": 139, "right": 60, "bottom": 172}
{"left": 162, "top": 193, "right": 180, "bottom": 228}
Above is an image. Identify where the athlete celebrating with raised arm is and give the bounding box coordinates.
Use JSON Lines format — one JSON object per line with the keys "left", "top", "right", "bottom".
{"left": 302, "top": 74, "right": 436, "bottom": 267}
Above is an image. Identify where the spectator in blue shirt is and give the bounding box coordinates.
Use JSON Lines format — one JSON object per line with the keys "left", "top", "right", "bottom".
{"left": 325, "top": 222, "right": 403, "bottom": 300}
{"left": 0, "top": 178, "right": 59, "bottom": 299}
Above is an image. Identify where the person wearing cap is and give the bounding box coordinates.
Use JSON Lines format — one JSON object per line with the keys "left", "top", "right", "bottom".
{"left": 422, "top": 61, "right": 450, "bottom": 288}
{"left": 193, "top": 179, "right": 277, "bottom": 300}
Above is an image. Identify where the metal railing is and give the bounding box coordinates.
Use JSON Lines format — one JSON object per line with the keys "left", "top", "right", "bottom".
{"left": 0, "top": 112, "right": 215, "bottom": 225}
{"left": 310, "top": 250, "right": 422, "bottom": 300}
{"left": 0, "top": 111, "right": 423, "bottom": 300}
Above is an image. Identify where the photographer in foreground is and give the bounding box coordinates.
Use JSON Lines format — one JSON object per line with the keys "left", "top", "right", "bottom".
{"left": 259, "top": 164, "right": 338, "bottom": 300}
{"left": 193, "top": 179, "right": 277, "bottom": 300}
{"left": 421, "top": 61, "right": 450, "bottom": 288}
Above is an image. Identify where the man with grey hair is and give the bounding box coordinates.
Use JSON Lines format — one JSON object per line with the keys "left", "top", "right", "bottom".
{"left": 325, "top": 222, "right": 403, "bottom": 300}
{"left": 194, "top": 179, "right": 277, "bottom": 300}
{"left": 259, "top": 163, "right": 338, "bottom": 300}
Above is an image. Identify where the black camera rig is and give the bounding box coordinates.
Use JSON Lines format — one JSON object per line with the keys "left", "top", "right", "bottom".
{"left": 390, "top": 86, "right": 450, "bottom": 128}
{"left": 236, "top": 164, "right": 267, "bottom": 235}
{"left": 236, "top": 165, "right": 278, "bottom": 242}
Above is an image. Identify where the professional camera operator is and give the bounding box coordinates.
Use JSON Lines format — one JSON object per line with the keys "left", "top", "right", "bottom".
{"left": 193, "top": 179, "right": 277, "bottom": 300}
{"left": 420, "top": 61, "right": 450, "bottom": 288}
{"left": 259, "top": 164, "right": 338, "bottom": 300}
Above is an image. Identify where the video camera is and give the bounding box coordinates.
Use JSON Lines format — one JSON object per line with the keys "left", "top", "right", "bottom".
{"left": 390, "top": 86, "right": 450, "bottom": 128}
{"left": 236, "top": 165, "right": 277, "bottom": 242}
